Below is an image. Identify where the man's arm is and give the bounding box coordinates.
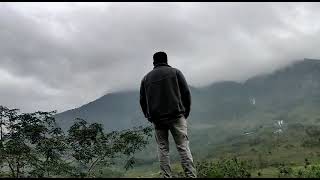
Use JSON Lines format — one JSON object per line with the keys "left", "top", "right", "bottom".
{"left": 176, "top": 69, "right": 191, "bottom": 119}
{"left": 139, "top": 78, "right": 150, "bottom": 122}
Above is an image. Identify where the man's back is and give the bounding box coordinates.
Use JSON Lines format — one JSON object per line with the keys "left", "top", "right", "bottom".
{"left": 140, "top": 63, "right": 191, "bottom": 123}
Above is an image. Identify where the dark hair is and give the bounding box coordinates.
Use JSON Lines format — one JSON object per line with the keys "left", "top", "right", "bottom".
{"left": 153, "top": 51, "right": 168, "bottom": 65}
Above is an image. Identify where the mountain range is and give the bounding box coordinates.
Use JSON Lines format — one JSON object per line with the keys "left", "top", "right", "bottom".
{"left": 55, "top": 58, "right": 320, "bottom": 133}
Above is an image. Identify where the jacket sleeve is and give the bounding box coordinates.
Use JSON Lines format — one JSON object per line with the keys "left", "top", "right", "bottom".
{"left": 139, "top": 78, "right": 150, "bottom": 122}
{"left": 176, "top": 70, "right": 191, "bottom": 119}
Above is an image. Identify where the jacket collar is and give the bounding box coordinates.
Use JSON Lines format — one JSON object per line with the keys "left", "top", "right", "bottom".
{"left": 153, "top": 63, "right": 171, "bottom": 69}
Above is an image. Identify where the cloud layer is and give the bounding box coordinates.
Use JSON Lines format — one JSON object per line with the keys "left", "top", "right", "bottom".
{"left": 1, "top": 2, "right": 320, "bottom": 112}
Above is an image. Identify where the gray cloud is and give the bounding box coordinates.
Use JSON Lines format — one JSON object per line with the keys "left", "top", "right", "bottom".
{"left": 1, "top": 2, "right": 320, "bottom": 112}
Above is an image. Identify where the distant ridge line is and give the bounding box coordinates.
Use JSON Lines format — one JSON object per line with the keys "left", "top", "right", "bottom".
{"left": 304, "top": 58, "right": 320, "bottom": 61}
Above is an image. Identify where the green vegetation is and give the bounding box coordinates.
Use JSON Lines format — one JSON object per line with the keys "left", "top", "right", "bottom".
{"left": 121, "top": 113, "right": 320, "bottom": 178}
{"left": 0, "top": 105, "right": 152, "bottom": 178}
{"left": 4, "top": 98, "right": 320, "bottom": 178}
{"left": 195, "top": 157, "right": 252, "bottom": 178}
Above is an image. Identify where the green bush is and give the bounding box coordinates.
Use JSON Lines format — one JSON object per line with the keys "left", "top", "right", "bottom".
{"left": 277, "top": 163, "right": 293, "bottom": 178}
{"left": 295, "top": 165, "right": 320, "bottom": 178}
{"left": 95, "top": 168, "right": 124, "bottom": 178}
{"left": 195, "top": 157, "right": 252, "bottom": 178}
{"left": 275, "top": 160, "right": 320, "bottom": 178}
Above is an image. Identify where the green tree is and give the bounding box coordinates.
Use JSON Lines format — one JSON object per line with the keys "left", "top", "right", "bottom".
{"left": 0, "top": 108, "right": 72, "bottom": 177}
{"left": 0, "top": 106, "right": 9, "bottom": 141}
{"left": 28, "top": 111, "right": 73, "bottom": 177}
{"left": 0, "top": 108, "right": 35, "bottom": 177}
{"left": 0, "top": 106, "right": 153, "bottom": 178}
{"left": 67, "top": 118, "right": 153, "bottom": 177}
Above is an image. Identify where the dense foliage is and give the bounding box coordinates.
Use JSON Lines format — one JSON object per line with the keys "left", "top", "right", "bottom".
{"left": 0, "top": 105, "right": 152, "bottom": 178}
{"left": 195, "top": 157, "right": 252, "bottom": 178}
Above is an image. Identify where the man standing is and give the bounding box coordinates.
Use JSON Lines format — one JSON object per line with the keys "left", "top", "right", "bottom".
{"left": 139, "top": 51, "right": 197, "bottom": 178}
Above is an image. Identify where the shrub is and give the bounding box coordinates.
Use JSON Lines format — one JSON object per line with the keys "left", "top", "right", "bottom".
{"left": 195, "top": 157, "right": 252, "bottom": 178}
{"left": 277, "top": 163, "right": 293, "bottom": 178}
{"left": 295, "top": 165, "right": 320, "bottom": 178}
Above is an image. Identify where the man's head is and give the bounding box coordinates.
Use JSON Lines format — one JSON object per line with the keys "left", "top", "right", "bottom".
{"left": 153, "top": 51, "right": 168, "bottom": 66}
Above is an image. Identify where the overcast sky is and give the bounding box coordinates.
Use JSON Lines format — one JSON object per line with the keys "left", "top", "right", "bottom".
{"left": 1, "top": 2, "right": 320, "bottom": 113}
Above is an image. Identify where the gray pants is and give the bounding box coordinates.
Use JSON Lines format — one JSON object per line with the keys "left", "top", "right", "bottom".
{"left": 154, "top": 116, "right": 197, "bottom": 178}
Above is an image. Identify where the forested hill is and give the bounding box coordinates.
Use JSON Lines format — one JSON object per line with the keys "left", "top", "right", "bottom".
{"left": 55, "top": 58, "right": 320, "bottom": 132}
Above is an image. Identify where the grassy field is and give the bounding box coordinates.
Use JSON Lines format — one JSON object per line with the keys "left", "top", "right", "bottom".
{"left": 121, "top": 117, "right": 320, "bottom": 178}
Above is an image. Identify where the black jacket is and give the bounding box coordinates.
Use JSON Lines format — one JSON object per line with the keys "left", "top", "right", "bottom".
{"left": 140, "top": 63, "right": 191, "bottom": 123}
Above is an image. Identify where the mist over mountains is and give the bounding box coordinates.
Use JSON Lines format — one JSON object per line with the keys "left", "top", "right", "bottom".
{"left": 55, "top": 58, "right": 320, "bottom": 132}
